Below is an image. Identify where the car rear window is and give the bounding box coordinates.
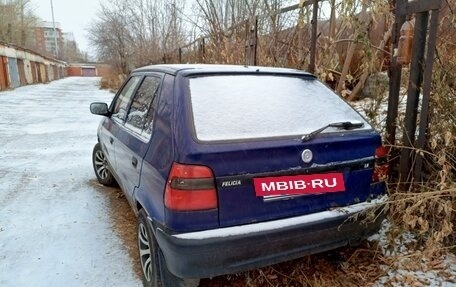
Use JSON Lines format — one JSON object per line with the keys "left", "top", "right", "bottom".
{"left": 188, "top": 75, "right": 370, "bottom": 141}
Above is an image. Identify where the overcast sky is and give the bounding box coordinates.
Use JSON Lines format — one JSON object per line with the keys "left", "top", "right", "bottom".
{"left": 30, "top": 0, "right": 106, "bottom": 53}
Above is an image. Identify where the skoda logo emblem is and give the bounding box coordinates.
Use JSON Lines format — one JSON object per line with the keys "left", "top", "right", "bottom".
{"left": 301, "top": 149, "right": 313, "bottom": 163}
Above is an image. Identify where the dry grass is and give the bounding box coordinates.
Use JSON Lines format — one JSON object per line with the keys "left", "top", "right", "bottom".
{"left": 386, "top": 186, "right": 456, "bottom": 253}
{"left": 200, "top": 243, "right": 388, "bottom": 287}
{"left": 99, "top": 73, "right": 126, "bottom": 93}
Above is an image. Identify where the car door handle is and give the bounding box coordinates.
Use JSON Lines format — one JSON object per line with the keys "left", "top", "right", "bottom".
{"left": 109, "top": 137, "right": 114, "bottom": 144}
{"left": 132, "top": 157, "right": 138, "bottom": 168}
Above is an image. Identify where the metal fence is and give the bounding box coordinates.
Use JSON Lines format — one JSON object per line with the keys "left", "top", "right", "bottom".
{"left": 156, "top": 0, "right": 321, "bottom": 73}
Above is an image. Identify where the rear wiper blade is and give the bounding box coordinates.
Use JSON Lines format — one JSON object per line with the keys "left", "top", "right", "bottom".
{"left": 301, "top": 121, "right": 364, "bottom": 142}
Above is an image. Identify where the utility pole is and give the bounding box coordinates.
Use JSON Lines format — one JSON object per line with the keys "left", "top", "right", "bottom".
{"left": 20, "top": 0, "right": 25, "bottom": 46}
{"left": 50, "top": 0, "right": 59, "bottom": 58}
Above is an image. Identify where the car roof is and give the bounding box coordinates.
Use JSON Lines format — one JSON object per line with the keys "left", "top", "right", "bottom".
{"left": 132, "top": 64, "right": 315, "bottom": 77}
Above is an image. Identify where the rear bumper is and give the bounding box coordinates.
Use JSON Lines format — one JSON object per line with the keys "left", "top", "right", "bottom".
{"left": 155, "top": 196, "right": 386, "bottom": 279}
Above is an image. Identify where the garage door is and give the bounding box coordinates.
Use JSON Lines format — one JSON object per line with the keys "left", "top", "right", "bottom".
{"left": 82, "top": 67, "right": 97, "bottom": 77}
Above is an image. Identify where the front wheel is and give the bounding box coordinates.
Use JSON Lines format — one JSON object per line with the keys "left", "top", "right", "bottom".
{"left": 137, "top": 209, "right": 200, "bottom": 287}
{"left": 92, "top": 143, "right": 116, "bottom": 186}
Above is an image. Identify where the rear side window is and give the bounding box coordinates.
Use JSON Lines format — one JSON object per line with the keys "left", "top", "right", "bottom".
{"left": 189, "top": 75, "right": 370, "bottom": 141}
{"left": 143, "top": 90, "right": 159, "bottom": 137}
{"left": 125, "top": 76, "right": 161, "bottom": 136}
{"left": 112, "top": 76, "right": 141, "bottom": 121}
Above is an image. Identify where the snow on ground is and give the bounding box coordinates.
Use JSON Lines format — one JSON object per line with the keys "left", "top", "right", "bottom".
{"left": 369, "top": 221, "right": 456, "bottom": 286}
{"left": 0, "top": 78, "right": 141, "bottom": 286}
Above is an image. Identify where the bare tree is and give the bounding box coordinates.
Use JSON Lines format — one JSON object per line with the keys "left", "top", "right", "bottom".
{"left": 190, "top": 0, "right": 262, "bottom": 62}
{"left": 88, "top": 0, "right": 187, "bottom": 71}
{"left": 88, "top": 2, "right": 133, "bottom": 74}
{"left": 193, "top": 0, "right": 261, "bottom": 35}
{"left": 0, "top": 0, "right": 37, "bottom": 47}
{"left": 61, "top": 38, "right": 87, "bottom": 63}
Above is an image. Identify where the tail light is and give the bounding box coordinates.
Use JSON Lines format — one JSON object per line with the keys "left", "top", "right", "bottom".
{"left": 164, "top": 163, "right": 218, "bottom": 211}
{"left": 373, "top": 146, "right": 389, "bottom": 182}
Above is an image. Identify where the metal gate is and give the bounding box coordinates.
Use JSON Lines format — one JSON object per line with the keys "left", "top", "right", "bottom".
{"left": 0, "top": 56, "right": 8, "bottom": 90}
{"left": 17, "top": 59, "right": 27, "bottom": 85}
{"left": 386, "top": 0, "right": 442, "bottom": 184}
{"left": 31, "top": 62, "right": 38, "bottom": 83}
{"left": 7, "top": 57, "right": 20, "bottom": 88}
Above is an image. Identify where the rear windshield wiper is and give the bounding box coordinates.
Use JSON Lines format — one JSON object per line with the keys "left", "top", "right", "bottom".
{"left": 301, "top": 121, "right": 364, "bottom": 142}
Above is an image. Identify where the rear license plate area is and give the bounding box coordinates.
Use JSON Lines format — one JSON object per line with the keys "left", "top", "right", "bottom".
{"left": 253, "top": 173, "right": 345, "bottom": 197}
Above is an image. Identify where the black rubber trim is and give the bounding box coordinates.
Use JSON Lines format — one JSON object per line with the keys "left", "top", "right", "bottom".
{"left": 216, "top": 157, "right": 374, "bottom": 189}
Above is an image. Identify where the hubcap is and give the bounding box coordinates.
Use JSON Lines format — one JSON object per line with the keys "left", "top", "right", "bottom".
{"left": 94, "top": 150, "right": 109, "bottom": 179}
{"left": 138, "top": 223, "right": 153, "bottom": 282}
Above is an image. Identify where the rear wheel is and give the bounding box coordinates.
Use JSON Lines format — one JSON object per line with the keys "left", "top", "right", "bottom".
{"left": 92, "top": 143, "right": 115, "bottom": 186}
{"left": 137, "top": 209, "right": 200, "bottom": 287}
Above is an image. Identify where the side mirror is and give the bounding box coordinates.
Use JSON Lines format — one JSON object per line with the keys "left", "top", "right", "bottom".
{"left": 90, "top": 102, "right": 110, "bottom": 116}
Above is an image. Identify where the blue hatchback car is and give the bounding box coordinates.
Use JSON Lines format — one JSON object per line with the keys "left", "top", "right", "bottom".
{"left": 90, "top": 64, "right": 387, "bottom": 287}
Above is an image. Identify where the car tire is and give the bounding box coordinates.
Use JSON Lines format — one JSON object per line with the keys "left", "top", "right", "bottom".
{"left": 137, "top": 209, "right": 200, "bottom": 287}
{"left": 92, "top": 143, "right": 116, "bottom": 186}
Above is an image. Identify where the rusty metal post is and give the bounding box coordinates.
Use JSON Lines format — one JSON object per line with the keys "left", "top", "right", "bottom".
{"left": 199, "top": 38, "right": 205, "bottom": 63}
{"left": 245, "top": 17, "right": 258, "bottom": 66}
{"left": 253, "top": 16, "right": 258, "bottom": 66}
{"left": 399, "top": 11, "right": 429, "bottom": 184}
{"left": 413, "top": 7, "right": 441, "bottom": 180}
{"left": 386, "top": 0, "right": 407, "bottom": 149}
{"left": 244, "top": 20, "right": 249, "bottom": 65}
{"left": 308, "top": 0, "right": 319, "bottom": 74}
